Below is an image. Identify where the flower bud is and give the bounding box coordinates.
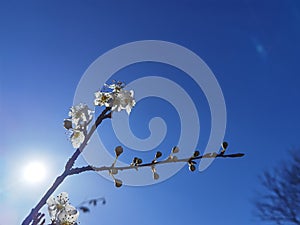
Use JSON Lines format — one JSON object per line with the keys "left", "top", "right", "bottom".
{"left": 172, "top": 146, "right": 180, "bottom": 154}
{"left": 193, "top": 151, "right": 200, "bottom": 157}
{"left": 155, "top": 151, "right": 162, "bottom": 158}
{"left": 153, "top": 172, "right": 159, "bottom": 180}
{"left": 137, "top": 158, "right": 142, "bottom": 164}
{"left": 222, "top": 141, "right": 228, "bottom": 150}
{"left": 133, "top": 157, "right": 138, "bottom": 164}
{"left": 63, "top": 119, "right": 73, "bottom": 130}
{"left": 114, "top": 146, "right": 123, "bottom": 157}
{"left": 114, "top": 179, "right": 122, "bottom": 188}
{"left": 189, "top": 164, "right": 196, "bottom": 172}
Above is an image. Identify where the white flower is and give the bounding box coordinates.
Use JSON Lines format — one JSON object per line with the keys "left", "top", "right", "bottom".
{"left": 104, "top": 81, "right": 125, "bottom": 92}
{"left": 69, "top": 103, "right": 93, "bottom": 128}
{"left": 46, "top": 192, "right": 79, "bottom": 225}
{"left": 94, "top": 91, "right": 113, "bottom": 107}
{"left": 94, "top": 82, "right": 136, "bottom": 114}
{"left": 111, "top": 89, "right": 136, "bottom": 114}
{"left": 65, "top": 103, "right": 93, "bottom": 149}
{"left": 71, "top": 129, "right": 85, "bottom": 149}
{"left": 58, "top": 204, "right": 79, "bottom": 225}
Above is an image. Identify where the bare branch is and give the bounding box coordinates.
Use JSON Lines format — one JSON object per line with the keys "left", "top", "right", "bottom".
{"left": 254, "top": 150, "right": 300, "bottom": 225}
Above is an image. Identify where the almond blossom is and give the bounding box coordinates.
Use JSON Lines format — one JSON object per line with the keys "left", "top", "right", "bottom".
{"left": 94, "top": 82, "right": 136, "bottom": 114}
{"left": 64, "top": 103, "right": 93, "bottom": 148}
{"left": 68, "top": 103, "right": 93, "bottom": 128}
{"left": 46, "top": 192, "right": 79, "bottom": 225}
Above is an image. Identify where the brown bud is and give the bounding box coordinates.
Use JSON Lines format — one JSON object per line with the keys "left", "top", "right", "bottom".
{"left": 222, "top": 141, "right": 228, "bottom": 150}
{"left": 153, "top": 172, "right": 159, "bottom": 180}
{"left": 63, "top": 119, "right": 73, "bottom": 130}
{"left": 155, "top": 151, "right": 162, "bottom": 158}
{"left": 133, "top": 157, "right": 138, "bottom": 164}
{"left": 137, "top": 158, "right": 142, "bottom": 164}
{"left": 114, "top": 146, "right": 123, "bottom": 157}
{"left": 193, "top": 151, "right": 200, "bottom": 157}
{"left": 114, "top": 179, "right": 122, "bottom": 188}
{"left": 189, "top": 164, "right": 196, "bottom": 172}
{"left": 172, "top": 146, "right": 180, "bottom": 154}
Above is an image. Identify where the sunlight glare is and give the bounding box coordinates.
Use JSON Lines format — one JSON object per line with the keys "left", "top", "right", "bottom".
{"left": 23, "top": 161, "right": 47, "bottom": 184}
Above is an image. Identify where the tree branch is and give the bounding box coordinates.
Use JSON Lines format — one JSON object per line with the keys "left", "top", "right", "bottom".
{"left": 22, "top": 107, "right": 111, "bottom": 225}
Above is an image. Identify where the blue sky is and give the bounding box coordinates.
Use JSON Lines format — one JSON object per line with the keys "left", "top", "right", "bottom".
{"left": 1, "top": 0, "right": 300, "bottom": 224}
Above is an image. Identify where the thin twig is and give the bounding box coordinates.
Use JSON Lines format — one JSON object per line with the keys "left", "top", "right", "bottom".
{"left": 67, "top": 152, "right": 245, "bottom": 175}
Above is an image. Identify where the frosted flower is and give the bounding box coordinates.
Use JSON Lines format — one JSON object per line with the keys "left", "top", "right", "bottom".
{"left": 71, "top": 129, "right": 85, "bottom": 149}
{"left": 46, "top": 192, "right": 79, "bottom": 225}
{"left": 69, "top": 103, "right": 93, "bottom": 128}
{"left": 94, "top": 91, "right": 113, "bottom": 107}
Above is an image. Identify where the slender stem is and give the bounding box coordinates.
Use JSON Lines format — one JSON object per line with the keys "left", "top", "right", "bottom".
{"left": 21, "top": 107, "right": 111, "bottom": 225}
{"left": 67, "top": 152, "right": 245, "bottom": 175}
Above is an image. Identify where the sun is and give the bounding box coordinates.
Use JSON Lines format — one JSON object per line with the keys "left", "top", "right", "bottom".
{"left": 23, "top": 161, "right": 47, "bottom": 184}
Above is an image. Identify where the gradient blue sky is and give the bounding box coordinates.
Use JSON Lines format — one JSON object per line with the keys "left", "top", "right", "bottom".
{"left": 1, "top": 1, "right": 300, "bottom": 225}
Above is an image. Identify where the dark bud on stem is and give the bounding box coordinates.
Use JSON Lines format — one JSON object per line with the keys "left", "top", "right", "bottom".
{"left": 189, "top": 164, "right": 196, "bottom": 172}
{"left": 114, "top": 179, "right": 122, "bottom": 188}
{"left": 114, "top": 146, "right": 123, "bottom": 157}
{"left": 155, "top": 151, "right": 162, "bottom": 158}
{"left": 137, "top": 158, "right": 142, "bottom": 164}
{"left": 133, "top": 157, "right": 142, "bottom": 165}
{"left": 133, "top": 157, "right": 138, "bottom": 164}
{"left": 153, "top": 172, "right": 159, "bottom": 180}
{"left": 63, "top": 119, "right": 73, "bottom": 130}
{"left": 193, "top": 151, "right": 200, "bottom": 157}
{"left": 222, "top": 141, "right": 228, "bottom": 150}
{"left": 172, "top": 146, "right": 180, "bottom": 154}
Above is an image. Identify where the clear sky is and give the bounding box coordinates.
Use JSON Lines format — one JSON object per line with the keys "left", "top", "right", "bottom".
{"left": 1, "top": 0, "right": 300, "bottom": 225}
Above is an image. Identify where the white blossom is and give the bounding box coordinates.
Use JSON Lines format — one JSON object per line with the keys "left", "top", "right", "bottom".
{"left": 70, "top": 129, "right": 85, "bottom": 149}
{"left": 46, "top": 192, "right": 79, "bottom": 225}
{"left": 68, "top": 103, "right": 93, "bottom": 128}
{"left": 104, "top": 82, "right": 124, "bottom": 92}
{"left": 65, "top": 103, "right": 93, "bottom": 148}
{"left": 94, "top": 91, "right": 113, "bottom": 107}
{"left": 94, "top": 83, "right": 136, "bottom": 114}
{"left": 57, "top": 204, "right": 79, "bottom": 225}
{"left": 111, "top": 89, "right": 136, "bottom": 114}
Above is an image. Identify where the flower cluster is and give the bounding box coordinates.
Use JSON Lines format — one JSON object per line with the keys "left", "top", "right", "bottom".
{"left": 64, "top": 103, "right": 94, "bottom": 148}
{"left": 46, "top": 192, "right": 79, "bottom": 225}
{"left": 94, "top": 81, "right": 136, "bottom": 114}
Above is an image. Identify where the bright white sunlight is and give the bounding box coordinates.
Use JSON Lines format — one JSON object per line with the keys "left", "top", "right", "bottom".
{"left": 23, "top": 161, "right": 47, "bottom": 184}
